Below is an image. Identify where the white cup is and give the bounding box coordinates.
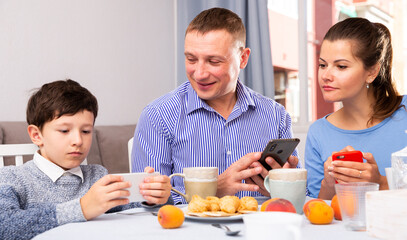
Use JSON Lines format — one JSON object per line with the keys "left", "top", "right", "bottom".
{"left": 243, "top": 212, "right": 302, "bottom": 240}
{"left": 264, "top": 168, "right": 307, "bottom": 214}
{"left": 169, "top": 167, "right": 218, "bottom": 202}
{"left": 385, "top": 167, "right": 395, "bottom": 190}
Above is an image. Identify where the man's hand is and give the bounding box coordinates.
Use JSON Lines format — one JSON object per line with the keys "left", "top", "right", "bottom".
{"left": 247, "top": 155, "right": 299, "bottom": 197}
{"left": 80, "top": 175, "right": 131, "bottom": 220}
{"left": 217, "top": 152, "right": 263, "bottom": 197}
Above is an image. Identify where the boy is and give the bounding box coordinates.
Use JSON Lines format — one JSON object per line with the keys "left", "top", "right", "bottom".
{"left": 0, "top": 80, "right": 172, "bottom": 240}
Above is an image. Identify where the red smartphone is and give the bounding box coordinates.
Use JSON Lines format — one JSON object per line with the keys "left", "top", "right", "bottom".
{"left": 332, "top": 151, "right": 363, "bottom": 163}
{"left": 332, "top": 151, "right": 363, "bottom": 183}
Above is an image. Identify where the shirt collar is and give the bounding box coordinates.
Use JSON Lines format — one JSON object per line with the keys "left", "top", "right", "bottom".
{"left": 186, "top": 80, "right": 255, "bottom": 115}
{"left": 33, "top": 151, "right": 84, "bottom": 183}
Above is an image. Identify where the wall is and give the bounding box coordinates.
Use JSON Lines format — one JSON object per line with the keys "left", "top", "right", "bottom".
{"left": 0, "top": 0, "right": 176, "bottom": 125}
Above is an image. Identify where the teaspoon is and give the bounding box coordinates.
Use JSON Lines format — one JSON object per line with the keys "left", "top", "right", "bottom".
{"left": 211, "top": 223, "right": 241, "bottom": 236}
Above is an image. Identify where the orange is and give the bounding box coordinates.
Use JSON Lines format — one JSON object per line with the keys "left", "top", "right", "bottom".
{"left": 260, "top": 198, "right": 279, "bottom": 211}
{"left": 157, "top": 205, "right": 185, "bottom": 229}
{"left": 340, "top": 194, "right": 356, "bottom": 218}
{"left": 331, "top": 195, "right": 342, "bottom": 220}
{"left": 305, "top": 201, "right": 334, "bottom": 225}
{"left": 303, "top": 199, "right": 325, "bottom": 217}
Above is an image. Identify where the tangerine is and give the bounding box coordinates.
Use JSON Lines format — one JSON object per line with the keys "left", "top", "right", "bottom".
{"left": 305, "top": 201, "right": 334, "bottom": 225}
{"left": 331, "top": 195, "right": 342, "bottom": 220}
{"left": 157, "top": 205, "right": 185, "bottom": 229}
{"left": 303, "top": 198, "right": 325, "bottom": 217}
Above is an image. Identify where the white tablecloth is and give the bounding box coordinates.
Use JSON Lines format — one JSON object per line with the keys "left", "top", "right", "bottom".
{"left": 34, "top": 204, "right": 378, "bottom": 240}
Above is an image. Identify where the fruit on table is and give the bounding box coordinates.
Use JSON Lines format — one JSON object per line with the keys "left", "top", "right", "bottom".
{"left": 302, "top": 198, "right": 325, "bottom": 217}
{"left": 331, "top": 195, "right": 342, "bottom": 220}
{"left": 304, "top": 200, "right": 334, "bottom": 225}
{"left": 260, "top": 198, "right": 278, "bottom": 211}
{"left": 338, "top": 194, "right": 356, "bottom": 218}
{"left": 264, "top": 198, "right": 296, "bottom": 213}
{"left": 157, "top": 205, "right": 185, "bottom": 229}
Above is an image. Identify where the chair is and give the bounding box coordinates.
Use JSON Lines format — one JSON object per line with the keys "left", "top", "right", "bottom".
{"left": 0, "top": 143, "right": 38, "bottom": 168}
{"left": 128, "top": 137, "right": 134, "bottom": 172}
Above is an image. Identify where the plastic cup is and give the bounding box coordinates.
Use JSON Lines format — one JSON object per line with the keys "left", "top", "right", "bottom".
{"left": 335, "top": 182, "right": 379, "bottom": 231}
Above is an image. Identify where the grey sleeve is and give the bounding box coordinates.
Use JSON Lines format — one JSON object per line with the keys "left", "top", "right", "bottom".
{"left": 0, "top": 185, "right": 59, "bottom": 240}
{"left": 55, "top": 198, "right": 87, "bottom": 225}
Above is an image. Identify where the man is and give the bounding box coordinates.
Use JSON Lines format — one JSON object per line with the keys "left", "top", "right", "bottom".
{"left": 132, "top": 7, "right": 299, "bottom": 204}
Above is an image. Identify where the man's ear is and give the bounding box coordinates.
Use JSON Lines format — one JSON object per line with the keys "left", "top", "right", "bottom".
{"left": 27, "top": 125, "right": 43, "bottom": 147}
{"left": 239, "top": 47, "right": 251, "bottom": 69}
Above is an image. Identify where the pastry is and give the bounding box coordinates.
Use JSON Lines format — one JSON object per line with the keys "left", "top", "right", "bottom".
{"left": 206, "top": 196, "right": 221, "bottom": 211}
{"left": 188, "top": 195, "right": 209, "bottom": 213}
{"left": 219, "top": 195, "right": 240, "bottom": 213}
{"left": 238, "top": 196, "right": 258, "bottom": 211}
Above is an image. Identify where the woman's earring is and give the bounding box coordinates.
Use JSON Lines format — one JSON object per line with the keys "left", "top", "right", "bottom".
{"left": 366, "top": 83, "right": 369, "bottom": 89}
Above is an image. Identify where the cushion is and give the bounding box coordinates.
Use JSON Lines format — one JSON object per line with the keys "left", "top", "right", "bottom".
{"left": 94, "top": 124, "right": 136, "bottom": 173}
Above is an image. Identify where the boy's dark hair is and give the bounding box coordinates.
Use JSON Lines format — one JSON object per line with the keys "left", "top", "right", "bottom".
{"left": 186, "top": 7, "right": 246, "bottom": 48}
{"left": 26, "top": 79, "right": 98, "bottom": 130}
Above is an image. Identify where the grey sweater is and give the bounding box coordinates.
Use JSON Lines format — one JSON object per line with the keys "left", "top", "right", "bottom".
{"left": 0, "top": 161, "right": 143, "bottom": 240}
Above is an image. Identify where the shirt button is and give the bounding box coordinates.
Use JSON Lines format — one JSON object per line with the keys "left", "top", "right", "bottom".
{"left": 227, "top": 150, "right": 232, "bottom": 155}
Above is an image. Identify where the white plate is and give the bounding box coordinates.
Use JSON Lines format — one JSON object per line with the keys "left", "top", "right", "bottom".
{"left": 182, "top": 207, "right": 252, "bottom": 222}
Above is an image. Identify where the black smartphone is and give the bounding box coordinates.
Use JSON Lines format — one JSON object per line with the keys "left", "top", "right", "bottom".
{"left": 258, "top": 138, "right": 300, "bottom": 171}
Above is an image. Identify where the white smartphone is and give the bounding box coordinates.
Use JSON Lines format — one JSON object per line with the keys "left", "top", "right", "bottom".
{"left": 113, "top": 172, "right": 159, "bottom": 202}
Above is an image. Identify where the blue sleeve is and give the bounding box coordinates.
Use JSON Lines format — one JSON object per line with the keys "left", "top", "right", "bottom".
{"left": 304, "top": 123, "right": 325, "bottom": 198}
{"left": 131, "top": 106, "right": 173, "bottom": 177}
{"left": 0, "top": 185, "right": 58, "bottom": 240}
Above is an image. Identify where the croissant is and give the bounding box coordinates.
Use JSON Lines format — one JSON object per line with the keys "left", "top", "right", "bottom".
{"left": 219, "top": 196, "right": 240, "bottom": 213}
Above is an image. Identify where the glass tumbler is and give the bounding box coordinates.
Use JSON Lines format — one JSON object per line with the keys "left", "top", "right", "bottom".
{"left": 335, "top": 182, "right": 379, "bottom": 231}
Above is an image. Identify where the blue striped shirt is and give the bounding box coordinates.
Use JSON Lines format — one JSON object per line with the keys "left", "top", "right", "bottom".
{"left": 132, "top": 80, "right": 297, "bottom": 204}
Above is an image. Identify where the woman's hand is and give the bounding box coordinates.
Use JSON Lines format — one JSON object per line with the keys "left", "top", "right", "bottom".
{"left": 332, "top": 151, "right": 388, "bottom": 189}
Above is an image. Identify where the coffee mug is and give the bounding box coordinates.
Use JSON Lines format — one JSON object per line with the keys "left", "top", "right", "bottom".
{"left": 264, "top": 168, "right": 307, "bottom": 214}
{"left": 169, "top": 167, "right": 218, "bottom": 202}
{"left": 243, "top": 212, "right": 302, "bottom": 240}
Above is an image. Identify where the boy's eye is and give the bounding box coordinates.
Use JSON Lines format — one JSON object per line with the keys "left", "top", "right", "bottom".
{"left": 59, "top": 130, "right": 69, "bottom": 133}
{"left": 82, "top": 130, "right": 92, "bottom": 134}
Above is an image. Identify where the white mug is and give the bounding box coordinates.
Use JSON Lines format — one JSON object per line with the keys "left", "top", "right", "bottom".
{"left": 385, "top": 167, "right": 395, "bottom": 190}
{"left": 264, "top": 168, "right": 307, "bottom": 214}
{"left": 169, "top": 167, "right": 218, "bottom": 202}
{"left": 243, "top": 212, "right": 302, "bottom": 240}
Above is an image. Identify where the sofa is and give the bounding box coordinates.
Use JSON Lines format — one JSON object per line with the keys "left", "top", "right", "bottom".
{"left": 0, "top": 121, "right": 136, "bottom": 173}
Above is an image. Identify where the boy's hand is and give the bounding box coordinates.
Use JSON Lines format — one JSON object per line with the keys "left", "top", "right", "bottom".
{"left": 139, "top": 167, "right": 171, "bottom": 205}
{"left": 80, "top": 175, "right": 130, "bottom": 220}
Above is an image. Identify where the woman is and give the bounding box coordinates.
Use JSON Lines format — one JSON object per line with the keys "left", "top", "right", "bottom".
{"left": 305, "top": 17, "right": 407, "bottom": 199}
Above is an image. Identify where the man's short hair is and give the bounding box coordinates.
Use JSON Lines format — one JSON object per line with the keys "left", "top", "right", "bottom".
{"left": 26, "top": 79, "right": 98, "bottom": 130}
{"left": 186, "top": 7, "right": 246, "bottom": 47}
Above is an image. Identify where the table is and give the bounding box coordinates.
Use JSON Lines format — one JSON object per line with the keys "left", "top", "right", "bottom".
{"left": 34, "top": 204, "right": 378, "bottom": 240}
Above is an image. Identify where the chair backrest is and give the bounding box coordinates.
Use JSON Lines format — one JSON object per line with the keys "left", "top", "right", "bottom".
{"left": 128, "top": 137, "right": 134, "bottom": 172}
{"left": 0, "top": 143, "right": 39, "bottom": 168}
